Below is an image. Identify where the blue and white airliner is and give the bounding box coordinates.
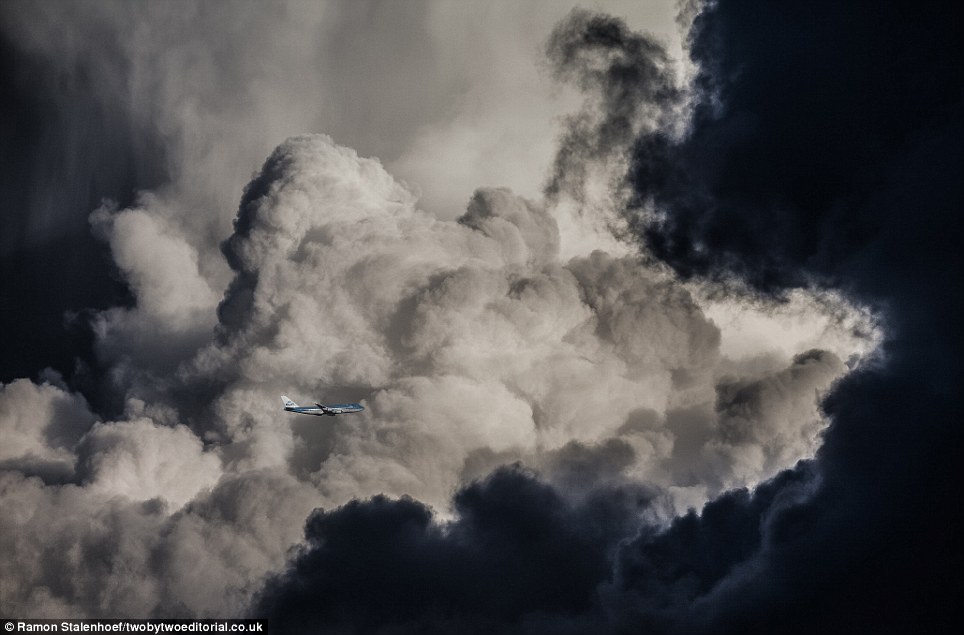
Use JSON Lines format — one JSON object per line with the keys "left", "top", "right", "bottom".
{"left": 281, "top": 395, "right": 364, "bottom": 416}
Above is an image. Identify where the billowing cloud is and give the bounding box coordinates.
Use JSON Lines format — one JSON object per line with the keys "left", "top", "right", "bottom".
{"left": 0, "top": 379, "right": 95, "bottom": 482}
{"left": 77, "top": 418, "right": 222, "bottom": 508}
{"left": 184, "top": 133, "right": 862, "bottom": 513}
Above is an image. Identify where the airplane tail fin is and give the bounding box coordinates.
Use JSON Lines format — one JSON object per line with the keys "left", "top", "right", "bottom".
{"left": 281, "top": 395, "right": 298, "bottom": 408}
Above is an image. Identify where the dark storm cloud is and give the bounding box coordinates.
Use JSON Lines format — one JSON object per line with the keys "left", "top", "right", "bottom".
{"left": 618, "top": 0, "right": 963, "bottom": 631}
{"left": 0, "top": 30, "right": 144, "bottom": 385}
{"left": 634, "top": 1, "right": 963, "bottom": 297}
{"left": 257, "top": 465, "right": 651, "bottom": 634}
{"left": 603, "top": 461, "right": 819, "bottom": 632}
{"left": 544, "top": 8, "right": 680, "bottom": 206}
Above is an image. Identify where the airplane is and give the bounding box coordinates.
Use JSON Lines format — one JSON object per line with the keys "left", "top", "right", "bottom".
{"left": 281, "top": 395, "right": 364, "bottom": 416}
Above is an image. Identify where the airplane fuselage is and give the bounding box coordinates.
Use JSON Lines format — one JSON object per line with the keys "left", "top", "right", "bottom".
{"left": 282, "top": 396, "right": 363, "bottom": 416}
{"left": 285, "top": 404, "right": 364, "bottom": 416}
